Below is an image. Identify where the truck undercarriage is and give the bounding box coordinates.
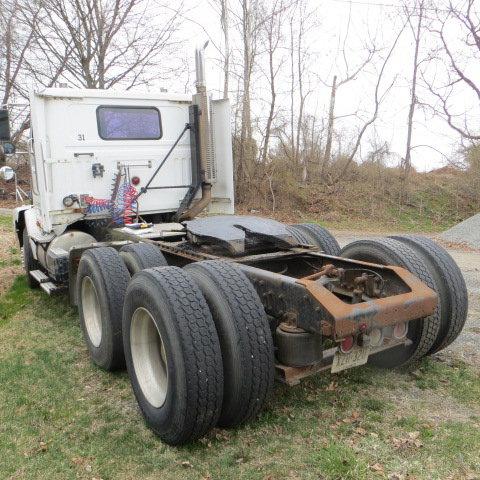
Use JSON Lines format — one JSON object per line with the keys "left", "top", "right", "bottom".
{"left": 60, "top": 215, "right": 438, "bottom": 384}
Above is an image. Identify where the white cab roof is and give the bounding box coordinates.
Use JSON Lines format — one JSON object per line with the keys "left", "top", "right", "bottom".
{"left": 34, "top": 87, "right": 192, "bottom": 103}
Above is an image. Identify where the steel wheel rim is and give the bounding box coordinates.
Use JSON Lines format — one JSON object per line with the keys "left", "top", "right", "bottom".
{"left": 81, "top": 276, "right": 102, "bottom": 347}
{"left": 130, "top": 307, "right": 168, "bottom": 408}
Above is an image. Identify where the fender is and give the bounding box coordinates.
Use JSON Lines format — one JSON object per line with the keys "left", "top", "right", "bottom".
{"left": 14, "top": 205, "right": 55, "bottom": 260}
{"left": 13, "top": 205, "right": 31, "bottom": 246}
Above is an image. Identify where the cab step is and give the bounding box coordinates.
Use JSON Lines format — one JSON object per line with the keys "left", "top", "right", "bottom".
{"left": 30, "top": 269, "right": 49, "bottom": 283}
{"left": 30, "top": 270, "right": 66, "bottom": 295}
{"left": 40, "top": 281, "right": 66, "bottom": 295}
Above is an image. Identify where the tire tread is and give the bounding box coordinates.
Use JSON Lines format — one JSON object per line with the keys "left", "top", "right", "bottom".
{"left": 186, "top": 260, "right": 274, "bottom": 426}
{"left": 78, "top": 247, "right": 130, "bottom": 370}
{"left": 135, "top": 267, "right": 223, "bottom": 443}
{"left": 390, "top": 235, "right": 468, "bottom": 352}
{"left": 292, "top": 223, "right": 341, "bottom": 256}
{"left": 120, "top": 243, "right": 167, "bottom": 273}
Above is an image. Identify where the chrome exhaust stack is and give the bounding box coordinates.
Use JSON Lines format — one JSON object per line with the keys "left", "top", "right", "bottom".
{"left": 195, "top": 45, "right": 207, "bottom": 90}
{"left": 180, "top": 43, "right": 214, "bottom": 220}
{"left": 194, "top": 42, "right": 214, "bottom": 184}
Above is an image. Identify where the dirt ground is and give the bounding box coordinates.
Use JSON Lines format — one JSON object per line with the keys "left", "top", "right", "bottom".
{"left": 333, "top": 230, "right": 480, "bottom": 368}
{"left": 0, "top": 214, "right": 21, "bottom": 296}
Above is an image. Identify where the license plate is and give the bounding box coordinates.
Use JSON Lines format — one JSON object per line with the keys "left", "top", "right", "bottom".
{"left": 331, "top": 345, "right": 370, "bottom": 373}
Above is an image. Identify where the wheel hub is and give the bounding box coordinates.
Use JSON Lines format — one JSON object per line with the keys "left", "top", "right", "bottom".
{"left": 81, "top": 276, "right": 102, "bottom": 347}
{"left": 130, "top": 307, "right": 168, "bottom": 408}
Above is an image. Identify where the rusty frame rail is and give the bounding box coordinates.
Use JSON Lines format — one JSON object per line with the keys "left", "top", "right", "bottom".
{"left": 298, "top": 262, "right": 437, "bottom": 339}
{"left": 236, "top": 259, "right": 436, "bottom": 340}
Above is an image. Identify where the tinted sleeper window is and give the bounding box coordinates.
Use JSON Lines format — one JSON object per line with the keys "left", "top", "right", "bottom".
{"left": 97, "top": 106, "right": 161, "bottom": 140}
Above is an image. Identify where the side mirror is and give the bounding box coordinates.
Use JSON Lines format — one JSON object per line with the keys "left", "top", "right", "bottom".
{"left": 0, "top": 109, "right": 11, "bottom": 141}
{"left": 1, "top": 142, "right": 16, "bottom": 155}
{"left": 0, "top": 165, "right": 15, "bottom": 182}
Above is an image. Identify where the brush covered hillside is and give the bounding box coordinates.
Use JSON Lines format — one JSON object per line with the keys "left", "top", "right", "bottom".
{"left": 235, "top": 153, "right": 480, "bottom": 233}
{"left": 1, "top": 156, "right": 478, "bottom": 234}
{"left": 2, "top": 145, "right": 480, "bottom": 234}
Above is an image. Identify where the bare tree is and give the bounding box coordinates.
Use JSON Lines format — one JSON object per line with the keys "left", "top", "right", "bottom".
{"left": 318, "top": 4, "right": 377, "bottom": 177}
{"left": 236, "top": 0, "right": 260, "bottom": 192}
{"left": 219, "top": 0, "right": 230, "bottom": 99}
{"left": 329, "top": 20, "right": 408, "bottom": 185}
{"left": 403, "top": 0, "right": 426, "bottom": 179}
{"left": 286, "top": 0, "right": 317, "bottom": 182}
{"left": 323, "top": 75, "right": 337, "bottom": 175}
{"left": 235, "top": 0, "right": 286, "bottom": 190}
{"left": 295, "top": 0, "right": 309, "bottom": 181}
{"left": 32, "top": 0, "right": 184, "bottom": 90}
{"left": 0, "top": 1, "right": 58, "bottom": 142}
{"left": 208, "top": 0, "right": 231, "bottom": 99}
{"left": 0, "top": 0, "right": 38, "bottom": 107}
{"left": 426, "top": 0, "right": 480, "bottom": 140}
{"left": 289, "top": 14, "right": 295, "bottom": 162}
{"left": 298, "top": 112, "right": 325, "bottom": 170}
{"left": 258, "top": 0, "right": 286, "bottom": 164}
{"left": 2, "top": 0, "right": 185, "bottom": 146}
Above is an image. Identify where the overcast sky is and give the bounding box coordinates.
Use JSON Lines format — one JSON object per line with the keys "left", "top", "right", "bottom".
{"left": 155, "top": 0, "right": 476, "bottom": 171}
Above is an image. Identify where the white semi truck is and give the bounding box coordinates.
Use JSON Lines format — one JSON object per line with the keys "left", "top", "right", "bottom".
{"left": 4, "top": 48, "right": 468, "bottom": 445}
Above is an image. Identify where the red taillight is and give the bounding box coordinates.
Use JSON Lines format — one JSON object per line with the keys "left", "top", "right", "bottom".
{"left": 131, "top": 176, "right": 140, "bottom": 186}
{"left": 340, "top": 335, "right": 354, "bottom": 354}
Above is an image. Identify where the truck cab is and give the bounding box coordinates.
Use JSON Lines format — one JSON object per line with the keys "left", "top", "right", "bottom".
{"left": 24, "top": 86, "right": 233, "bottom": 236}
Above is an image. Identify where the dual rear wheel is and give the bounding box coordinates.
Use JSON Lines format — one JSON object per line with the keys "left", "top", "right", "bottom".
{"left": 122, "top": 262, "right": 274, "bottom": 444}
{"left": 388, "top": 235, "right": 468, "bottom": 354}
{"left": 77, "top": 245, "right": 274, "bottom": 444}
{"left": 340, "top": 236, "right": 468, "bottom": 367}
{"left": 77, "top": 243, "right": 168, "bottom": 369}
{"left": 123, "top": 267, "right": 224, "bottom": 444}
{"left": 287, "top": 225, "right": 467, "bottom": 367}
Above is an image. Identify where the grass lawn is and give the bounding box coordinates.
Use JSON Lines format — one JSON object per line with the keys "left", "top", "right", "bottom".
{"left": 1, "top": 215, "right": 479, "bottom": 480}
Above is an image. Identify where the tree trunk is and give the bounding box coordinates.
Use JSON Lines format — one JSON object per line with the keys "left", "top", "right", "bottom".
{"left": 289, "top": 16, "right": 295, "bottom": 163}
{"left": 323, "top": 75, "right": 337, "bottom": 176}
{"left": 262, "top": 28, "right": 276, "bottom": 164}
{"left": 238, "top": 0, "right": 254, "bottom": 196}
{"left": 403, "top": 1, "right": 424, "bottom": 181}
{"left": 220, "top": 0, "right": 230, "bottom": 99}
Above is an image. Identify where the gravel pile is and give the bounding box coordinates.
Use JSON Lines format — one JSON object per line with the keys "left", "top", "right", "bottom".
{"left": 441, "top": 214, "right": 480, "bottom": 249}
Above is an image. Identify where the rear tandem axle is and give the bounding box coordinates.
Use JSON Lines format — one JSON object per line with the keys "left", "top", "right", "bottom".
{"left": 66, "top": 224, "right": 436, "bottom": 386}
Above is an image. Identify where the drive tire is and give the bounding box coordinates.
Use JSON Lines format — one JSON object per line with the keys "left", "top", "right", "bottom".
{"left": 291, "top": 223, "right": 341, "bottom": 256}
{"left": 389, "top": 235, "right": 468, "bottom": 354}
{"left": 340, "top": 238, "right": 442, "bottom": 368}
{"left": 77, "top": 247, "right": 130, "bottom": 371}
{"left": 184, "top": 260, "right": 275, "bottom": 427}
{"left": 22, "top": 228, "right": 40, "bottom": 288}
{"left": 123, "top": 267, "right": 224, "bottom": 445}
{"left": 120, "top": 243, "right": 168, "bottom": 275}
{"left": 286, "top": 225, "right": 310, "bottom": 244}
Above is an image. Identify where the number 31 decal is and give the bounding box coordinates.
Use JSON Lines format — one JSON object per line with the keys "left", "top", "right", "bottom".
{"left": 77, "top": 134, "right": 85, "bottom": 141}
